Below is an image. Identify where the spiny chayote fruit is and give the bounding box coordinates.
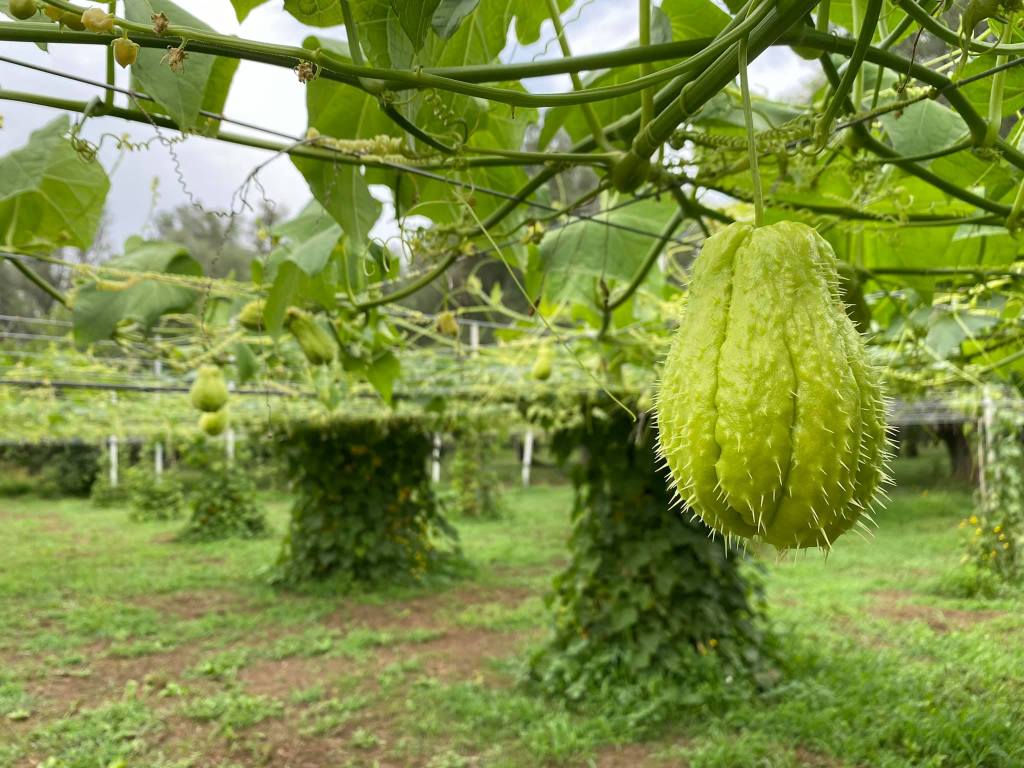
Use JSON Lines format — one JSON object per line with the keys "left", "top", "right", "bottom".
{"left": 285, "top": 307, "right": 335, "bottom": 366}
{"left": 531, "top": 342, "right": 553, "bottom": 381}
{"left": 656, "top": 221, "right": 890, "bottom": 551}
{"left": 190, "top": 365, "right": 229, "bottom": 413}
{"left": 237, "top": 299, "right": 265, "bottom": 331}
{"left": 199, "top": 408, "right": 228, "bottom": 437}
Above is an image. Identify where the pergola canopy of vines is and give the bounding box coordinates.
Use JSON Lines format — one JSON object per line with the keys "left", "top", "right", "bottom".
{"left": 5, "top": 0, "right": 1024, "bottom": 438}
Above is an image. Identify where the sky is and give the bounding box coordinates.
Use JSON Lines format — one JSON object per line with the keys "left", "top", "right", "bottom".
{"left": 0, "top": 1, "right": 817, "bottom": 251}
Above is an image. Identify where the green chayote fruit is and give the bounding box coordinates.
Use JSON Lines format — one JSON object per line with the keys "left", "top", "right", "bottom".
{"left": 285, "top": 307, "right": 335, "bottom": 366}
{"left": 656, "top": 221, "right": 889, "bottom": 550}
{"left": 190, "top": 365, "right": 229, "bottom": 413}
{"left": 199, "top": 408, "right": 228, "bottom": 436}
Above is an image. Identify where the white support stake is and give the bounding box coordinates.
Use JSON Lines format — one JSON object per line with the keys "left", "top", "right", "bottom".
{"left": 226, "top": 428, "right": 236, "bottom": 465}
{"left": 431, "top": 433, "right": 442, "bottom": 483}
{"left": 109, "top": 435, "right": 119, "bottom": 488}
{"left": 469, "top": 321, "right": 480, "bottom": 355}
{"left": 154, "top": 441, "right": 164, "bottom": 476}
{"left": 521, "top": 429, "right": 534, "bottom": 488}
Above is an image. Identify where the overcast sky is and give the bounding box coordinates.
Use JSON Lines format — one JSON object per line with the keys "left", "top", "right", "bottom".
{"left": 0, "top": 1, "right": 815, "bottom": 250}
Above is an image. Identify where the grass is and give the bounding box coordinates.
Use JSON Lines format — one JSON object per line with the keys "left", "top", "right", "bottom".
{"left": 0, "top": 452, "right": 1022, "bottom": 767}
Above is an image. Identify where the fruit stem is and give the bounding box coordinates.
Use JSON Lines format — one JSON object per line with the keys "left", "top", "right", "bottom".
{"left": 104, "top": 0, "right": 115, "bottom": 108}
{"left": 737, "top": 33, "right": 763, "bottom": 227}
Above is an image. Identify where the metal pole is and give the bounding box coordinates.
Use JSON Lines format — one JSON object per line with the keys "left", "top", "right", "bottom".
{"left": 521, "top": 429, "right": 534, "bottom": 488}
{"left": 431, "top": 433, "right": 442, "bottom": 483}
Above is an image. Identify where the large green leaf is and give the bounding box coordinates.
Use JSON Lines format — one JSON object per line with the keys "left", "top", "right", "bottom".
{"left": 71, "top": 241, "right": 201, "bottom": 347}
{"left": 0, "top": 116, "right": 109, "bottom": 253}
{"left": 393, "top": 0, "right": 442, "bottom": 50}
{"left": 270, "top": 201, "right": 343, "bottom": 277}
{"left": 661, "top": 0, "right": 728, "bottom": 39}
{"left": 125, "top": 0, "right": 224, "bottom": 131}
{"left": 537, "top": 195, "right": 676, "bottom": 307}
{"left": 878, "top": 100, "right": 968, "bottom": 159}
{"left": 293, "top": 38, "right": 383, "bottom": 251}
{"left": 284, "top": 0, "right": 344, "bottom": 25}
{"left": 432, "top": 0, "right": 480, "bottom": 39}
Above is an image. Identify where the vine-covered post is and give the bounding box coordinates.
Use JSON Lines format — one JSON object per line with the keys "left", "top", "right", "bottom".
{"left": 529, "top": 397, "right": 770, "bottom": 700}
{"left": 272, "top": 416, "right": 460, "bottom": 586}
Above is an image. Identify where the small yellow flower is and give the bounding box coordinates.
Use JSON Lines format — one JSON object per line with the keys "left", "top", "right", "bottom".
{"left": 976, "top": 528, "right": 983, "bottom": 537}
{"left": 969, "top": 515, "right": 979, "bottom": 526}
{"left": 1003, "top": 542, "right": 1010, "bottom": 550}
{"left": 994, "top": 525, "right": 1003, "bottom": 533}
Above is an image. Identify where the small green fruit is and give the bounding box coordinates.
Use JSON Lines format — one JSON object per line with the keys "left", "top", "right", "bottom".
{"left": 436, "top": 310, "right": 459, "bottom": 338}
{"left": 199, "top": 408, "right": 228, "bottom": 437}
{"left": 237, "top": 299, "right": 266, "bottom": 331}
{"left": 190, "top": 365, "right": 229, "bottom": 413}
{"left": 285, "top": 308, "right": 335, "bottom": 366}
{"left": 112, "top": 37, "right": 139, "bottom": 67}
{"left": 531, "top": 343, "right": 553, "bottom": 381}
{"left": 8, "top": 0, "right": 37, "bottom": 20}
{"left": 81, "top": 7, "right": 114, "bottom": 33}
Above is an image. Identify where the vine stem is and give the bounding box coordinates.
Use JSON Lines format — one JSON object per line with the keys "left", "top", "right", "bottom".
{"left": 639, "top": 0, "right": 653, "bottom": 130}
{"left": 737, "top": 35, "right": 763, "bottom": 228}
{"left": 543, "top": 0, "right": 613, "bottom": 151}
{"left": 2, "top": 255, "right": 70, "bottom": 308}
{"left": 986, "top": 16, "right": 1016, "bottom": 146}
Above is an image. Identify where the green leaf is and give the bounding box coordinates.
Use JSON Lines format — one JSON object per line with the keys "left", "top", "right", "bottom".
{"left": 431, "top": 0, "right": 479, "bottom": 39}
{"left": 264, "top": 260, "right": 305, "bottom": 337}
{"left": 272, "top": 201, "right": 343, "bottom": 277}
{"left": 512, "top": 0, "right": 571, "bottom": 45}
{"left": 284, "top": 0, "right": 344, "bottom": 25}
{"left": 878, "top": 100, "right": 968, "bottom": 159}
{"left": 392, "top": 0, "right": 442, "bottom": 50}
{"left": 124, "top": 0, "right": 220, "bottom": 130}
{"left": 538, "top": 195, "right": 676, "bottom": 307}
{"left": 364, "top": 350, "right": 401, "bottom": 404}
{"left": 71, "top": 241, "right": 201, "bottom": 347}
{"left": 661, "top": 0, "right": 728, "bottom": 39}
{"left": 0, "top": 116, "right": 109, "bottom": 253}
{"left": 193, "top": 55, "right": 241, "bottom": 136}
{"left": 230, "top": 0, "right": 269, "bottom": 22}
{"left": 234, "top": 342, "right": 258, "bottom": 383}
{"left": 292, "top": 158, "right": 381, "bottom": 254}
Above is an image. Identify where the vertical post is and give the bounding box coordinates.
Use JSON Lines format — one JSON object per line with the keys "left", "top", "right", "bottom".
{"left": 431, "top": 432, "right": 442, "bottom": 483}
{"left": 109, "top": 435, "right": 119, "bottom": 487}
{"left": 154, "top": 340, "right": 163, "bottom": 475}
{"left": 469, "top": 321, "right": 480, "bottom": 355}
{"left": 226, "top": 379, "right": 236, "bottom": 464}
{"left": 522, "top": 428, "right": 535, "bottom": 488}
{"left": 980, "top": 392, "right": 994, "bottom": 500}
